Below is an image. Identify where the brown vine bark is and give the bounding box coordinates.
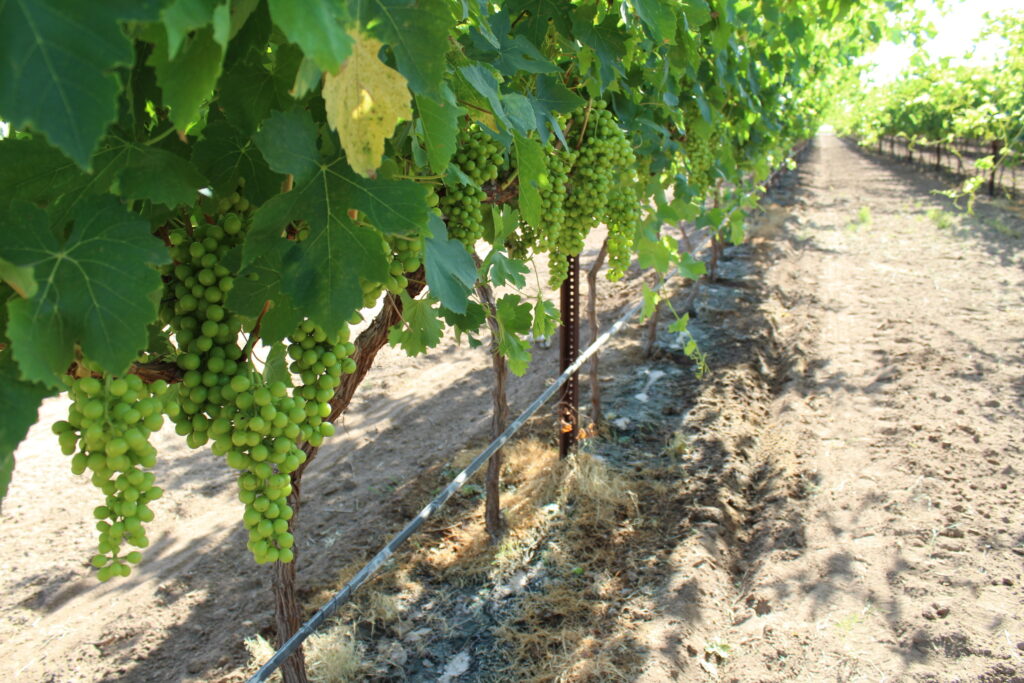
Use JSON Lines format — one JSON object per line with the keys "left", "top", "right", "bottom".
{"left": 474, "top": 279, "right": 508, "bottom": 541}
{"left": 586, "top": 240, "right": 608, "bottom": 425}
{"left": 273, "top": 269, "right": 427, "bottom": 683}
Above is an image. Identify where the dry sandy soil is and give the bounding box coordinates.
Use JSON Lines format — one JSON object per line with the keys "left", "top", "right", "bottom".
{"left": 2, "top": 133, "right": 1022, "bottom": 683}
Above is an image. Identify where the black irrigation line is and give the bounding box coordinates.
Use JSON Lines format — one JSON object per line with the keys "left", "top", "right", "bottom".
{"left": 247, "top": 257, "right": 697, "bottom": 683}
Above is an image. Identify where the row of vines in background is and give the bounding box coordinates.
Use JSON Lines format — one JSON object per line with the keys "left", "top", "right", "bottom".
{"left": 0, "top": 1, "right": 915, "bottom": 681}
{"left": 836, "top": 10, "right": 1023, "bottom": 204}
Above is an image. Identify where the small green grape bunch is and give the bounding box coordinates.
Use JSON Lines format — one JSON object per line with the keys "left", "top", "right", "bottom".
{"left": 215, "top": 177, "right": 252, "bottom": 214}
{"left": 388, "top": 231, "right": 424, "bottom": 275}
{"left": 439, "top": 183, "right": 487, "bottom": 248}
{"left": 202, "top": 373, "right": 323, "bottom": 564}
{"left": 287, "top": 320, "right": 356, "bottom": 447}
{"left": 440, "top": 124, "right": 505, "bottom": 249}
{"left": 536, "top": 146, "right": 576, "bottom": 252}
{"left": 54, "top": 373, "right": 172, "bottom": 581}
{"left": 604, "top": 180, "right": 641, "bottom": 281}
{"left": 454, "top": 125, "right": 504, "bottom": 186}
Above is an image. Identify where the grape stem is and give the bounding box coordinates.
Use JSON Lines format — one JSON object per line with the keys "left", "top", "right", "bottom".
{"left": 242, "top": 300, "right": 273, "bottom": 362}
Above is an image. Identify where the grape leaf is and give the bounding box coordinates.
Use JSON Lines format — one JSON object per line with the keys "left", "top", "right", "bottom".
{"left": 468, "top": 11, "right": 559, "bottom": 76}
{"left": 513, "top": 134, "right": 545, "bottom": 229}
{"left": 388, "top": 292, "right": 443, "bottom": 356}
{"left": 495, "top": 294, "right": 533, "bottom": 375}
{"left": 415, "top": 86, "right": 464, "bottom": 175}
{"left": 533, "top": 75, "right": 584, "bottom": 144}
{"left": 322, "top": 30, "right": 412, "bottom": 178}
{"left": 632, "top": 0, "right": 677, "bottom": 44}
{"left": 0, "top": 352, "right": 55, "bottom": 506}
{"left": 636, "top": 233, "right": 674, "bottom": 273}
{"left": 192, "top": 118, "right": 284, "bottom": 205}
{"left": 459, "top": 65, "right": 510, "bottom": 129}
{"left": 268, "top": 0, "right": 352, "bottom": 73}
{"left": 0, "top": 138, "right": 87, "bottom": 208}
{"left": 253, "top": 108, "right": 321, "bottom": 185}
{"left": 424, "top": 215, "right": 476, "bottom": 314}
{"left": 281, "top": 215, "right": 376, "bottom": 335}
{"left": 487, "top": 252, "right": 529, "bottom": 289}
{"left": 678, "top": 252, "right": 706, "bottom": 281}
{"left": 116, "top": 146, "right": 208, "bottom": 208}
{"left": 358, "top": 0, "right": 453, "bottom": 96}
{"left": 243, "top": 159, "right": 426, "bottom": 332}
{"left": 571, "top": 6, "right": 626, "bottom": 91}
{"left": 0, "top": 198, "right": 169, "bottom": 387}
{"left": 0, "top": 1, "right": 133, "bottom": 169}
{"left": 217, "top": 55, "right": 292, "bottom": 136}
{"left": 532, "top": 298, "right": 558, "bottom": 339}
{"left": 228, "top": 248, "right": 302, "bottom": 345}
{"left": 162, "top": 0, "right": 221, "bottom": 58}
{"left": 262, "top": 342, "right": 293, "bottom": 386}
{"left": 503, "top": 0, "right": 573, "bottom": 45}
{"left": 0, "top": 258, "right": 37, "bottom": 299}
{"left": 148, "top": 26, "right": 224, "bottom": 132}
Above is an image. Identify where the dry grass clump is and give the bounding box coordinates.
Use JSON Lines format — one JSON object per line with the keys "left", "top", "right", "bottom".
{"left": 305, "top": 621, "right": 364, "bottom": 682}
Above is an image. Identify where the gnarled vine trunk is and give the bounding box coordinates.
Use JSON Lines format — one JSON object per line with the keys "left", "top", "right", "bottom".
{"left": 273, "top": 271, "right": 427, "bottom": 683}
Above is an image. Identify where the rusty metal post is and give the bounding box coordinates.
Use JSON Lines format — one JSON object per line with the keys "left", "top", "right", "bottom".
{"left": 558, "top": 254, "right": 580, "bottom": 458}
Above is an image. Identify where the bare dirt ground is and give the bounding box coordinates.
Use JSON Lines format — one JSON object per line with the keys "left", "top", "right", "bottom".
{"left": 634, "top": 134, "right": 1024, "bottom": 682}
{"left": 3, "top": 132, "right": 1022, "bottom": 683}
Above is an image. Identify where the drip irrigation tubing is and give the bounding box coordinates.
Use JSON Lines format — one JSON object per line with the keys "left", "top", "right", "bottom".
{"left": 247, "top": 254, "right": 700, "bottom": 683}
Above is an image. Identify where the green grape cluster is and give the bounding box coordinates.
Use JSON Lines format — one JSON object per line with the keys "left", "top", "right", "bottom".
{"left": 203, "top": 374, "right": 314, "bottom": 564}
{"left": 506, "top": 146, "right": 576, "bottom": 260}
{"left": 440, "top": 125, "right": 504, "bottom": 248}
{"left": 287, "top": 320, "right": 355, "bottom": 447}
{"left": 161, "top": 189, "right": 311, "bottom": 564}
{"left": 551, "top": 102, "right": 637, "bottom": 287}
{"left": 162, "top": 211, "right": 247, "bottom": 446}
{"left": 604, "top": 176, "right": 641, "bottom": 281}
{"left": 682, "top": 103, "right": 717, "bottom": 193}
{"left": 54, "top": 373, "right": 171, "bottom": 581}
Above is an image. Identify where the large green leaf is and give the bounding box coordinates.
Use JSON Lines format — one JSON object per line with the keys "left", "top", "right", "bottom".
{"left": 162, "top": 0, "right": 221, "bottom": 58}
{"left": 571, "top": 5, "right": 626, "bottom": 91}
{"left": 253, "top": 108, "right": 320, "bottom": 185}
{"left": 116, "top": 146, "right": 208, "bottom": 208}
{"left": 281, "top": 215, "right": 376, "bottom": 335}
{"left": 0, "top": 137, "right": 87, "bottom": 208}
{"left": 192, "top": 118, "right": 284, "bottom": 205}
{"left": 148, "top": 26, "right": 224, "bottom": 131}
{"left": 0, "top": 352, "right": 55, "bottom": 506}
{"left": 0, "top": 1, "right": 133, "bottom": 168}
{"left": 268, "top": 0, "right": 352, "bottom": 73}
{"left": 359, "top": 0, "right": 453, "bottom": 95}
{"left": 424, "top": 214, "right": 476, "bottom": 314}
{"left": 243, "top": 160, "right": 427, "bottom": 332}
{"left": 513, "top": 134, "right": 545, "bottom": 229}
{"left": 503, "top": 0, "right": 573, "bottom": 44}
{"left": 632, "top": 0, "right": 677, "bottom": 44}
{"left": 217, "top": 49, "right": 295, "bottom": 136}
{"left": 0, "top": 198, "right": 169, "bottom": 387}
{"left": 415, "top": 86, "right": 464, "bottom": 175}
{"left": 532, "top": 75, "right": 584, "bottom": 144}
{"left": 229, "top": 248, "right": 302, "bottom": 344}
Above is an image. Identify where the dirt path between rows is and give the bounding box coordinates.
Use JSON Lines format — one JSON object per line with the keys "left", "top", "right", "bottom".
{"left": 637, "top": 134, "right": 1024, "bottom": 682}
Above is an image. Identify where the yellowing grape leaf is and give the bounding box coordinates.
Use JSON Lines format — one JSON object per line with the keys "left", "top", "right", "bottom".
{"left": 322, "top": 31, "right": 412, "bottom": 178}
